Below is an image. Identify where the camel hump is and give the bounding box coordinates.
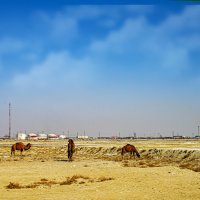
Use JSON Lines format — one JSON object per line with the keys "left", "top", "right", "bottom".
{"left": 15, "top": 142, "right": 23, "bottom": 145}
{"left": 16, "top": 142, "right": 25, "bottom": 146}
{"left": 126, "top": 144, "right": 134, "bottom": 147}
{"left": 11, "top": 142, "right": 26, "bottom": 150}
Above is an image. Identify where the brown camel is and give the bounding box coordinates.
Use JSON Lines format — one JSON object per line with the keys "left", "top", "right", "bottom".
{"left": 68, "top": 139, "right": 75, "bottom": 161}
{"left": 121, "top": 144, "right": 140, "bottom": 159}
{"left": 11, "top": 142, "right": 31, "bottom": 157}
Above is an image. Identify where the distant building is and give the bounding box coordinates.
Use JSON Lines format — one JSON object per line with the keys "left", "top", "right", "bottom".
{"left": 38, "top": 133, "right": 48, "bottom": 140}
{"left": 78, "top": 135, "right": 89, "bottom": 139}
{"left": 48, "top": 133, "right": 59, "bottom": 140}
{"left": 16, "top": 133, "right": 27, "bottom": 140}
{"left": 0, "top": 135, "right": 10, "bottom": 140}
{"left": 59, "top": 134, "right": 67, "bottom": 139}
{"left": 173, "top": 135, "right": 184, "bottom": 139}
{"left": 111, "top": 136, "right": 120, "bottom": 139}
{"left": 28, "top": 133, "right": 38, "bottom": 140}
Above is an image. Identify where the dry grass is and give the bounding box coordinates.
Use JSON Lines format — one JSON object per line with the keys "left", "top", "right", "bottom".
{"left": 77, "top": 147, "right": 200, "bottom": 173}
{"left": 1, "top": 140, "right": 200, "bottom": 200}
{"left": 24, "top": 184, "right": 38, "bottom": 188}
{"left": 6, "top": 182, "right": 23, "bottom": 189}
{"left": 179, "top": 161, "right": 200, "bottom": 172}
{"left": 40, "top": 178, "right": 48, "bottom": 182}
{"left": 60, "top": 174, "right": 114, "bottom": 185}
{"left": 6, "top": 174, "right": 114, "bottom": 189}
{"left": 120, "top": 156, "right": 200, "bottom": 172}
{"left": 121, "top": 157, "right": 175, "bottom": 168}
{"left": 79, "top": 181, "right": 85, "bottom": 184}
{"left": 60, "top": 175, "right": 81, "bottom": 185}
{"left": 98, "top": 176, "right": 114, "bottom": 182}
{"left": 6, "top": 180, "right": 58, "bottom": 189}
{"left": 6, "top": 182, "right": 38, "bottom": 189}
{"left": 1, "top": 140, "right": 200, "bottom": 173}
{"left": 33, "top": 180, "right": 58, "bottom": 187}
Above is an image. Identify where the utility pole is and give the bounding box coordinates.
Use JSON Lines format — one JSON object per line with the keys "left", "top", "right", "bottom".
{"left": 9, "top": 103, "right": 11, "bottom": 139}
{"left": 98, "top": 131, "right": 100, "bottom": 139}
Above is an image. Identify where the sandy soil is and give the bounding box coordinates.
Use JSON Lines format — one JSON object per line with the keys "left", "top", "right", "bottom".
{"left": 0, "top": 139, "right": 200, "bottom": 200}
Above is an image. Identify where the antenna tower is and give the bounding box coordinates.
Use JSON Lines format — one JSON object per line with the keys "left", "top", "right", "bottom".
{"left": 9, "top": 103, "right": 11, "bottom": 139}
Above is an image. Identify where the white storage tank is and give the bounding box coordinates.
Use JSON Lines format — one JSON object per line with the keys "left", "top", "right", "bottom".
{"left": 16, "top": 133, "right": 27, "bottom": 140}
{"left": 48, "top": 133, "right": 59, "bottom": 140}
{"left": 28, "top": 133, "right": 38, "bottom": 140}
{"left": 38, "top": 133, "right": 48, "bottom": 140}
{"left": 59, "top": 134, "right": 67, "bottom": 139}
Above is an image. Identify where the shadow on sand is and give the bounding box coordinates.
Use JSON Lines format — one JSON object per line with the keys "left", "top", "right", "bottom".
{"left": 55, "top": 159, "right": 73, "bottom": 162}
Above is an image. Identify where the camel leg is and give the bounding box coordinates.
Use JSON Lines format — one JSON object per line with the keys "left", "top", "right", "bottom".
{"left": 11, "top": 150, "right": 15, "bottom": 157}
{"left": 70, "top": 153, "right": 73, "bottom": 161}
{"left": 121, "top": 152, "right": 124, "bottom": 160}
{"left": 133, "top": 152, "right": 136, "bottom": 159}
{"left": 68, "top": 151, "right": 72, "bottom": 161}
{"left": 121, "top": 149, "right": 124, "bottom": 160}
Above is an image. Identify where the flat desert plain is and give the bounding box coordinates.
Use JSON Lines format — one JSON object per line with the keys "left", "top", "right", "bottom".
{"left": 0, "top": 139, "right": 200, "bottom": 200}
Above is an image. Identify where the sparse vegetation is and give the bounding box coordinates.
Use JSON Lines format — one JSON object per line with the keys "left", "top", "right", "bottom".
{"left": 40, "top": 178, "right": 48, "bottom": 182}
{"left": 6, "top": 175, "right": 114, "bottom": 189}
{"left": 1, "top": 139, "right": 200, "bottom": 200}
{"left": 6, "top": 182, "right": 23, "bottom": 189}
{"left": 1, "top": 140, "right": 200, "bottom": 172}
{"left": 6, "top": 180, "right": 56, "bottom": 189}
{"left": 77, "top": 146, "right": 200, "bottom": 172}
{"left": 98, "top": 176, "right": 114, "bottom": 182}
{"left": 60, "top": 176, "right": 78, "bottom": 185}
{"left": 179, "top": 161, "right": 200, "bottom": 172}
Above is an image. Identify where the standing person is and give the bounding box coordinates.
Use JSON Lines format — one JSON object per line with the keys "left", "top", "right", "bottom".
{"left": 68, "top": 139, "right": 75, "bottom": 161}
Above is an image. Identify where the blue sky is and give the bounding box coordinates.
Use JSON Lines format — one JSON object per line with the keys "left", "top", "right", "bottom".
{"left": 0, "top": 2, "right": 200, "bottom": 137}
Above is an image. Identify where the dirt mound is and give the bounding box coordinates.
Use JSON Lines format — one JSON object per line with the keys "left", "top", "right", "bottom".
{"left": 1, "top": 143, "right": 199, "bottom": 172}
{"left": 77, "top": 146, "right": 200, "bottom": 172}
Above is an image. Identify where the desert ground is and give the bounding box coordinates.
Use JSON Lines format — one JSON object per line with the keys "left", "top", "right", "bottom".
{"left": 0, "top": 139, "right": 200, "bottom": 200}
